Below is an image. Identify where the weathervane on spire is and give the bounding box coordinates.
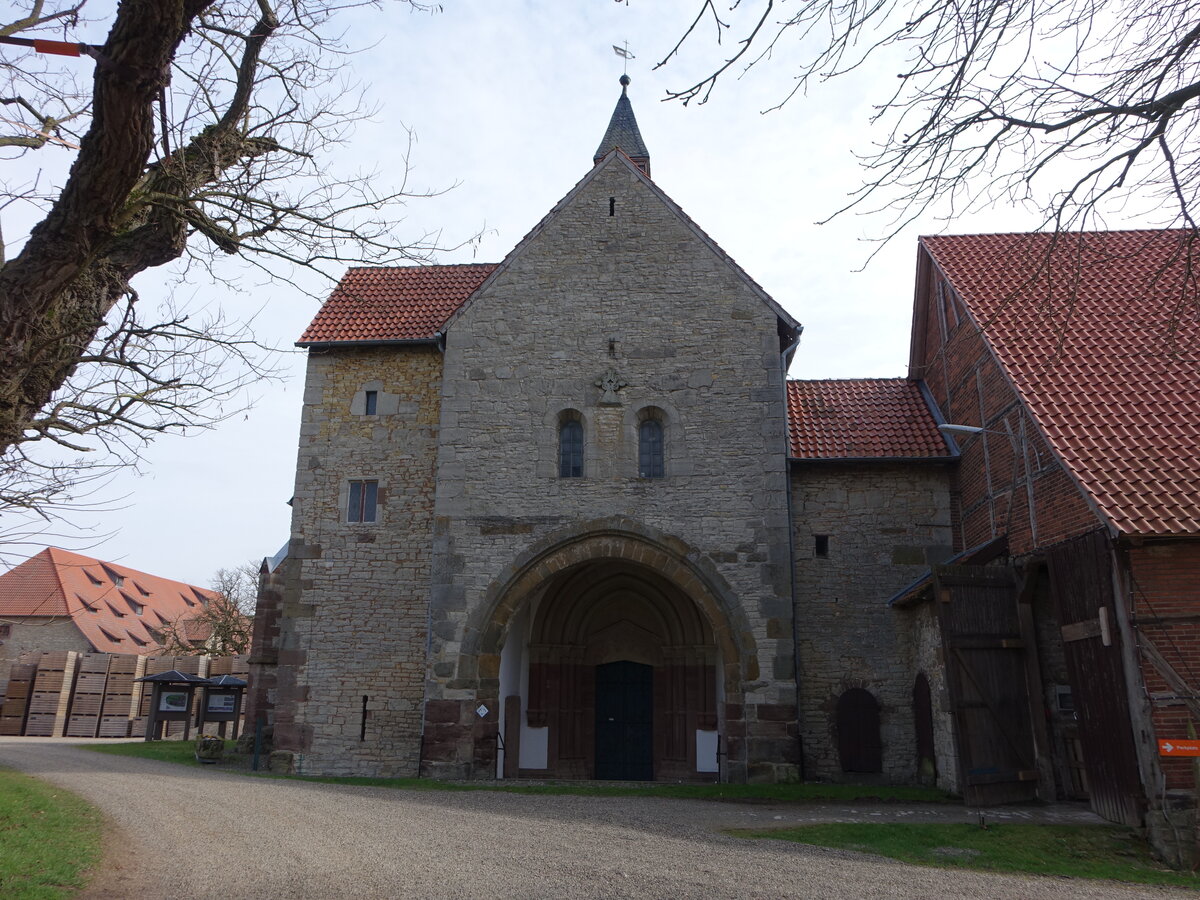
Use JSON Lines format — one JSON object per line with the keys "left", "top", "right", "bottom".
{"left": 612, "top": 41, "right": 634, "bottom": 77}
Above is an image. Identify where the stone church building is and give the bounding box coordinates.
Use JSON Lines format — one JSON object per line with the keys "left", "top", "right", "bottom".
{"left": 250, "top": 78, "right": 961, "bottom": 786}
{"left": 253, "top": 79, "right": 1200, "bottom": 852}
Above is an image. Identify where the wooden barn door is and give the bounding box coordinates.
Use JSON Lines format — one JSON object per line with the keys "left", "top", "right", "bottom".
{"left": 1046, "top": 530, "right": 1143, "bottom": 826}
{"left": 935, "top": 564, "right": 1040, "bottom": 805}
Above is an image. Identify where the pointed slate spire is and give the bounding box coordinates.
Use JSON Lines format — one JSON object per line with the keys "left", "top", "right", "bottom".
{"left": 593, "top": 74, "right": 650, "bottom": 177}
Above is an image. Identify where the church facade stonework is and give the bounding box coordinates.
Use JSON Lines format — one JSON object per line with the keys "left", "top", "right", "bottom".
{"left": 251, "top": 84, "right": 959, "bottom": 786}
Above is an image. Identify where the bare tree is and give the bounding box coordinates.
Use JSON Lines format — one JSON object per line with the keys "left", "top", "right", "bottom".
{"left": 155, "top": 560, "right": 258, "bottom": 656}
{"left": 0, "top": 1, "right": 448, "bottom": 520}
{"left": 658, "top": 0, "right": 1200, "bottom": 244}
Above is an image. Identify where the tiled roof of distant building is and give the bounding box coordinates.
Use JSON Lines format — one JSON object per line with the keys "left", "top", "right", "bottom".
{"left": 921, "top": 229, "right": 1200, "bottom": 537}
{"left": 0, "top": 548, "right": 220, "bottom": 654}
{"left": 298, "top": 264, "right": 499, "bottom": 345}
{"left": 787, "top": 379, "right": 952, "bottom": 460}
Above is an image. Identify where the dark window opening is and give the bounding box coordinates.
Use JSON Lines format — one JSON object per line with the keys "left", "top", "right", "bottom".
{"left": 638, "top": 419, "right": 664, "bottom": 478}
{"left": 815, "top": 535, "right": 830, "bottom": 558}
{"left": 0, "top": 624, "right": 10, "bottom": 638}
{"left": 608, "top": 197, "right": 615, "bottom": 216}
{"left": 364, "top": 390, "right": 378, "bottom": 415}
{"left": 348, "top": 479, "right": 378, "bottom": 523}
{"left": 559, "top": 419, "right": 583, "bottom": 478}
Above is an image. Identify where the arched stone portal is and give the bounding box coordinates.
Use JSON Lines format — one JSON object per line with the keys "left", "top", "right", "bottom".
{"left": 518, "top": 559, "right": 719, "bottom": 780}
{"left": 440, "top": 521, "right": 755, "bottom": 782}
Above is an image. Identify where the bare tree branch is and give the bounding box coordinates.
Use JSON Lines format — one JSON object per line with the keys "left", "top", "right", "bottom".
{"left": 0, "top": 1, "right": 455, "bottom": 530}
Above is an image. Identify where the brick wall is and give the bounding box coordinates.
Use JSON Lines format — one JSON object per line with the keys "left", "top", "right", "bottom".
{"left": 790, "top": 461, "right": 955, "bottom": 784}
{"left": 272, "top": 345, "right": 442, "bottom": 775}
{"left": 1128, "top": 541, "right": 1200, "bottom": 791}
{"left": 914, "top": 261, "right": 1104, "bottom": 555}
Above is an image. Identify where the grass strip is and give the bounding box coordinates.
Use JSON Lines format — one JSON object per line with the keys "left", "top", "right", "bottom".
{"left": 83, "top": 739, "right": 954, "bottom": 803}
{"left": 737, "top": 822, "right": 1198, "bottom": 888}
{"left": 0, "top": 766, "right": 103, "bottom": 899}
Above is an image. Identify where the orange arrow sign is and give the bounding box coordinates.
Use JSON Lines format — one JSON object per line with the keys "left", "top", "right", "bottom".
{"left": 1159, "top": 740, "right": 1200, "bottom": 757}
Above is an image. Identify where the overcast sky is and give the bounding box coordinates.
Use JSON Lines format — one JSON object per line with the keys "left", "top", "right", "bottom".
{"left": 2, "top": 1, "right": 1071, "bottom": 584}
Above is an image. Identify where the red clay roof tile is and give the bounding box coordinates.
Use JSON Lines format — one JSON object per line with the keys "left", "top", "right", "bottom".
{"left": 921, "top": 229, "right": 1200, "bottom": 537}
{"left": 298, "top": 264, "right": 499, "bottom": 345}
{"left": 787, "top": 379, "right": 951, "bottom": 459}
{"left": 0, "top": 548, "right": 221, "bottom": 655}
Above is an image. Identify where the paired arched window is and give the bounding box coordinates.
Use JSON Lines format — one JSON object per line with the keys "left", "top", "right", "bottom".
{"left": 559, "top": 416, "right": 583, "bottom": 478}
{"left": 638, "top": 418, "right": 664, "bottom": 478}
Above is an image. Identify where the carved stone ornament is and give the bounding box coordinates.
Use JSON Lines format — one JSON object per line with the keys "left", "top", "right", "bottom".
{"left": 595, "top": 369, "right": 628, "bottom": 406}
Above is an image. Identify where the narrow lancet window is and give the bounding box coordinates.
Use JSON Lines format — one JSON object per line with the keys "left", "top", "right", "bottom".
{"left": 638, "top": 419, "right": 664, "bottom": 478}
{"left": 560, "top": 419, "right": 583, "bottom": 478}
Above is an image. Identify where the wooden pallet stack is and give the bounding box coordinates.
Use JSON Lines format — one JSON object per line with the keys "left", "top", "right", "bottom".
{"left": 65, "top": 654, "right": 111, "bottom": 737}
{"left": 208, "top": 654, "right": 250, "bottom": 678}
{"left": 0, "top": 663, "right": 37, "bottom": 735}
{"left": 24, "top": 651, "right": 79, "bottom": 736}
{"left": 98, "top": 654, "right": 147, "bottom": 737}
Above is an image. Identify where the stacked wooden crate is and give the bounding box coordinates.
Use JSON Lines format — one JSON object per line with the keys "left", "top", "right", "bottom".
{"left": 0, "top": 663, "right": 37, "bottom": 735}
{"left": 208, "top": 654, "right": 250, "bottom": 678}
{"left": 24, "top": 651, "right": 79, "bottom": 736}
{"left": 65, "top": 654, "right": 111, "bottom": 737}
{"left": 98, "top": 653, "right": 146, "bottom": 737}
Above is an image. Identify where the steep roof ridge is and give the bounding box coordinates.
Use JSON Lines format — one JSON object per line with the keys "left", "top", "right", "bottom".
{"left": 917, "top": 230, "right": 1200, "bottom": 536}
{"left": 593, "top": 75, "right": 650, "bottom": 176}
{"left": 2, "top": 547, "right": 221, "bottom": 653}
{"left": 5, "top": 548, "right": 70, "bottom": 617}
{"left": 920, "top": 246, "right": 1118, "bottom": 536}
{"left": 443, "top": 149, "right": 801, "bottom": 338}
{"left": 298, "top": 262, "right": 499, "bottom": 346}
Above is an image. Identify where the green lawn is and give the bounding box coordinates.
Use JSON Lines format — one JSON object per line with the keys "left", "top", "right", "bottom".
{"left": 0, "top": 766, "right": 102, "bottom": 899}
{"left": 83, "top": 739, "right": 954, "bottom": 802}
{"left": 739, "top": 822, "right": 1199, "bottom": 888}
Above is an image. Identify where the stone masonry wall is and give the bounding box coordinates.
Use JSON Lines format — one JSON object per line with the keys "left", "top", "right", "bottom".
{"left": 272, "top": 345, "right": 441, "bottom": 775}
{"left": 790, "top": 461, "right": 955, "bottom": 783}
{"left": 429, "top": 155, "right": 797, "bottom": 781}
{"left": 0, "top": 619, "right": 89, "bottom": 679}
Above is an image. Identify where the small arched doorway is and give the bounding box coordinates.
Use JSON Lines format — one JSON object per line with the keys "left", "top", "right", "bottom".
{"left": 837, "top": 687, "right": 883, "bottom": 774}
{"left": 503, "top": 558, "right": 720, "bottom": 781}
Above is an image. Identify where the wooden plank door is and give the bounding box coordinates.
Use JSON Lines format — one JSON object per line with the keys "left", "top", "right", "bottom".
{"left": 1046, "top": 530, "right": 1143, "bottom": 826}
{"left": 935, "top": 564, "right": 1040, "bottom": 805}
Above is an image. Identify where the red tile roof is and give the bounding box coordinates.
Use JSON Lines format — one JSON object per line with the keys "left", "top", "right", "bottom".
{"left": 298, "top": 264, "right": 498, "bottom": 345}
{"left": 0, "top": 548, "right": 221, "bottom": 654}
{"left": 787, "top": 379, "right": 951, "bottom": 459}
{"left": 921, "top": 229, "right": 1200, "bottom": 537}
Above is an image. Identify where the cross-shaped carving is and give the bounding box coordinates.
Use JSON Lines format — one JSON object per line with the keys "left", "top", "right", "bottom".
{"left": 595, "top": 369, "right": 627, "bottom": 406}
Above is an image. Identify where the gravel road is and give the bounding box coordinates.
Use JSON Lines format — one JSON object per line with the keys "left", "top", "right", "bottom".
{"left": 0, "top": 737, "right": 1188, "bottom": 899}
